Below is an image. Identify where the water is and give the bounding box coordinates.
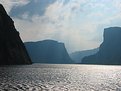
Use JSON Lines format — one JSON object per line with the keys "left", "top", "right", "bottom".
{"left": 0, "top": 64, "right": 121, "bottom": 91}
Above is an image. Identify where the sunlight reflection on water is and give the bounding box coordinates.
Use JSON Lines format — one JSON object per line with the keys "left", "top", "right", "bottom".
{"left": 0, "top": 64, "right": 121, "bottom": 91}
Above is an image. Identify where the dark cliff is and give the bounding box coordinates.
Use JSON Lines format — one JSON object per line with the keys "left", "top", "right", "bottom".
{"left": 82, "top": 27, "right": 121, "bottom": 65}
{"left": 25, "top": 40, "right": 73, "bottom": 64}
{"left": 0, "top": 4, "right": 32, "bottom": 65}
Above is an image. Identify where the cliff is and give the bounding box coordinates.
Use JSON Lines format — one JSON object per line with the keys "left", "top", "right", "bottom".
{"left": 25, "top": 40, "right": 73, "bottom": 64}
{"left": 0, "top": 4, "right": 32, "bottom": 65}
{"left": 82, "top": 27, "right": 121, "bottom": 65}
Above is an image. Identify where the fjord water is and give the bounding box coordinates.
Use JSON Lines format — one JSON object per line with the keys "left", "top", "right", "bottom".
{"left": 0, "top": 64, "right": 121, "bottom": 91}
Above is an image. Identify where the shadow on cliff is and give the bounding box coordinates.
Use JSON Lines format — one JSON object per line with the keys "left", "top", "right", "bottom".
{"left": 0, "top": 4, "right": 32, "bottom": 65}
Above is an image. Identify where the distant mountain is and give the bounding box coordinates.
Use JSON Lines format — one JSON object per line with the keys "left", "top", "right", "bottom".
{"left": 0, "top": 4, "right": 32, "bottom": 65}
{"left": 70, "top": 48, "right": 99, "bottom": 63}
{"left": 25, "top": 40, "right": 73, "bottom": 64}
{"left": 82, "top": 27, "right": 121, "bottom": 65}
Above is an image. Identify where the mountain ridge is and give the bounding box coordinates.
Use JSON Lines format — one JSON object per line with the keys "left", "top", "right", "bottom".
{"left": 70, "top": 48, "right": 99, "bottom": 63}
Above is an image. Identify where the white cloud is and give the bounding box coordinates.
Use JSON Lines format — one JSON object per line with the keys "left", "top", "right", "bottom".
{"left": 14, "top": 16, "right": 58, "bottom": 41}
{"left": 2, "top": 0, "right": 121, "bottom": 52}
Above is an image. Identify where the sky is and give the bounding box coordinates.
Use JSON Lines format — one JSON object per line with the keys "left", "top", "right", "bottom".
{"left": 1, "top": 0, "right": 121, "bottom": 53}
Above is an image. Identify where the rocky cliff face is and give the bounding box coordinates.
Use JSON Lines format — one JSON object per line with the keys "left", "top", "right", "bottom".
{"left": 82, "top": 27, "right": 121, "bottom": 65}
{"left": 25, "top": 40, "right": 73, "bottom": 64}
{"left": 0, "top": 4, "right": 32, "bottom": 65}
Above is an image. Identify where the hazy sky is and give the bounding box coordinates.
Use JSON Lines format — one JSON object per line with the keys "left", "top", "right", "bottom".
{"left": 1, "top": 0, "right": 121, "bottom": 53}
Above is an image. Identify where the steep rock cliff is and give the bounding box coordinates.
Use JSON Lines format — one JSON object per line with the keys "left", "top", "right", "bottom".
{"left": 0, "top": 4, "right": 32, "bottom": 65}
{"left": 82, "top": 27, "right": 121, "bottom": 65}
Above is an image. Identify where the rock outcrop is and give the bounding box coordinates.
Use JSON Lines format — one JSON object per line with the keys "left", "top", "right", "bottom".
{"left": 0, "top": 4, "right": 32, "bottom": 65}
{"left": 82, "top": 27, "right": 121, "bottom": 65}
{"left": 25, "top": 40, "right": 73, "bottom": 64}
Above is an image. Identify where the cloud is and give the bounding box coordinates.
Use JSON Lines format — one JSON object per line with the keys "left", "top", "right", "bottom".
{"left": 0, "top": 0, "right": 29, "bottom": 13}
{"left": 14, "top": 15, "right": 58, "bottom": 41}
{"left": 9, "top": 0, "right": 56, "bottom": 19}
{"left": 2, "top": 0, "right": 121, "bottom": 52}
